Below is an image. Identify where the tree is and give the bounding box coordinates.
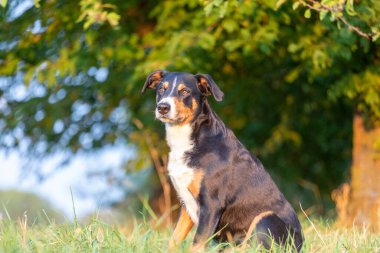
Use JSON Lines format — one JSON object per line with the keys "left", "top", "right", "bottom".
{"left": 333, "top": 112, "right": 380, "bottom": 231}
{"left": 291, "top": 0, "right": 380, "bottom": 231}
{"left": 1, "top": 0, "right": 379, "bottom": 227}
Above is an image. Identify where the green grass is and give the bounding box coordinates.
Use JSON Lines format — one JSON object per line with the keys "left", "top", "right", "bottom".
{"left": 0, "top": 215, "right": 380, "bottom": 253}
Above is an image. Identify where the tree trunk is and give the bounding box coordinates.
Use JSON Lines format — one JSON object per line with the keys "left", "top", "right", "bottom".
{"left": 333, "top": 112, "right": 380, "bottom": 231}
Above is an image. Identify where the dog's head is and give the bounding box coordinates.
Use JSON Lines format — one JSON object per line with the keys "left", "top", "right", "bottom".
{"left": 141, "top": 70, "right": 224, "bottom": 125}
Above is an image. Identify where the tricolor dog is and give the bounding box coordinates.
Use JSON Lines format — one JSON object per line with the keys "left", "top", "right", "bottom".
{"left": 141, "top": 70, "right": 303, "bottom": 251}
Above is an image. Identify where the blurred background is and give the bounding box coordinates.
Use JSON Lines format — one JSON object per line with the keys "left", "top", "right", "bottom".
{"left": 1, "top": 0, "right": 380, "bottom": 230}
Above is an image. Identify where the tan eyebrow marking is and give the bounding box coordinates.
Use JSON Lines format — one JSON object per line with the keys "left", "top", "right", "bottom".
{"left": 163, "top": 82, "right": 169, "bottom": 89}
{"left": 178, "top": 84, "right": 186, "bottom": 91}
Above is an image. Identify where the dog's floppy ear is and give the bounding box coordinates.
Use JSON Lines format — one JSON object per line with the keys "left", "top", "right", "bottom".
{"left": 195, "top": 73, "right": 224, "bottom": 102}
{"left": 141, "top": 70, "right": 168, "bottom": 94}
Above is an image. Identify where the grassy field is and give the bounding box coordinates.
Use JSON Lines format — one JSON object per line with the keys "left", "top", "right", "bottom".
{"left": 0, "top": 213, "right": 380, "bottom": 253}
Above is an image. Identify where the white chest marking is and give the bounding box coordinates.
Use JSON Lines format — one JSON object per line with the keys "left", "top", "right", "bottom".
{"left": 166, "top": 123, "right": 199, "bottom": 224}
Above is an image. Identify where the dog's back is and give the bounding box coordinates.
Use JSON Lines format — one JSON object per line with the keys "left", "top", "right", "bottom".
{"left": 188, "top": 107, "right": 303, "bottom": 250}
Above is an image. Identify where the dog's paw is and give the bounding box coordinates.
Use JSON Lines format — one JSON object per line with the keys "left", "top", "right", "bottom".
{"left": 168, "top": 239, "right": 179, "bottom": 252}
{"left": 189, "top": 243, "right": 205, "bottom": 253}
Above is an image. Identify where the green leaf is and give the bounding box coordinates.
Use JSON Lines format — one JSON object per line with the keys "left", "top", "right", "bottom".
{"left": 319, "top": 10, "right": 328, "bottom": 20}
{"left": 223, "top": 40, "right": 244, "bottom": 52}
{"left": 84, "top": 20, "right": 92, "bottom": 29}
{"left": 198, "top": 33, "right": 216, "bottom": 50}
{"left": 292, "top": 1, "right": 300, "bottom": 10}
{"left": 259, "top": 43, "right": 271, "bottom": 55}
{"left": 372, "top": 33, "right": 380, "bottom": 42}
{"left": 304, "top": 9, "right": 311, "bottom": 19}
{"left": 204, "top": 3, "right": 213, "bottom": 16}
{"left": 330, "top": 13, "right": 336, "bottom": 22}
{"left": 219, "top": 1, "right": 228, "bottom": 18}
{"left": 1, "top": 0, "right": 6, "bottom": 7}
{"left": 276, "top": 0, "right": 287, "bottom": 10}
{"left": 107, "top": 12, "right": 120, "bottom": 27}
{"left": 24, "top": 69, "right": 36, "bottom": 85}
{"left": 222, "top": 19, "right": 238, "bottom": 33}
{"left": 34, "top": 0, "right": 40, "bottom": 8}
{"left": 285, "top": 67, "right": 301, "bottom": 83}
{"left": 345, "top": 0, "right": 357, "bottom": 16}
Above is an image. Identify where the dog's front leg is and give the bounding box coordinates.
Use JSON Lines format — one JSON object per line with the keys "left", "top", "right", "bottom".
{"left": 190, "top": 204, "right": 221, "bottom": 252}
{"left": 168, "top": 206, "right": 194, "bottom": 250}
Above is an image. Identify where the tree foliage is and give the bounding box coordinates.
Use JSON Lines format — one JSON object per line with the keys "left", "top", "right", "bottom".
{"left": 1, "top": 0, "right": 380, "bottom": 211}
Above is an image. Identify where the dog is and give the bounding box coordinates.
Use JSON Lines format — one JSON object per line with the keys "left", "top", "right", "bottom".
{"left": 141, "top": 70, "right": 303, "bottom": 252}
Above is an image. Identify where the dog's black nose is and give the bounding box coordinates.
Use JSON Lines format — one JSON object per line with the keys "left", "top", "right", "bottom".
{"left": 157, "top": 103, "right": 170, "bottom": 115}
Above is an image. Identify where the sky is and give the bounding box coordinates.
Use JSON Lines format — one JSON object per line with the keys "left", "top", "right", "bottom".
{"left": 0, "top": 145, "right": 132, "bottom": 220}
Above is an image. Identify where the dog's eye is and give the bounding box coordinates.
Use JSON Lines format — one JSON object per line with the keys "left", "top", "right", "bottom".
{"left": 179, "top": 89, "right": 190, "bottom": 96}
{"left": 158, "top": 86, "right": 165, "bottom": 94}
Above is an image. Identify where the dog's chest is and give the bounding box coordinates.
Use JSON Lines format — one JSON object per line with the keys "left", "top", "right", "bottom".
{"left": 166, "top": 124, "right": 199, "bottom": 224}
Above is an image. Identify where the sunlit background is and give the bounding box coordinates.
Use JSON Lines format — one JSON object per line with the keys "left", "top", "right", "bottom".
{"left": 0, "top": 146, "right": 132, "bottom": 219}
{"left": 1, "top": 0, "right": 380, "bottom": 238}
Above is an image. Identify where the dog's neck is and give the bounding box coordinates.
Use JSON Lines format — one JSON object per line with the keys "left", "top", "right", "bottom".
{"left": 165, "top": 123, "right": 193, "bottom": 154}
{"left": 192, "top": 100, "right": 228, "bottom": 140}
